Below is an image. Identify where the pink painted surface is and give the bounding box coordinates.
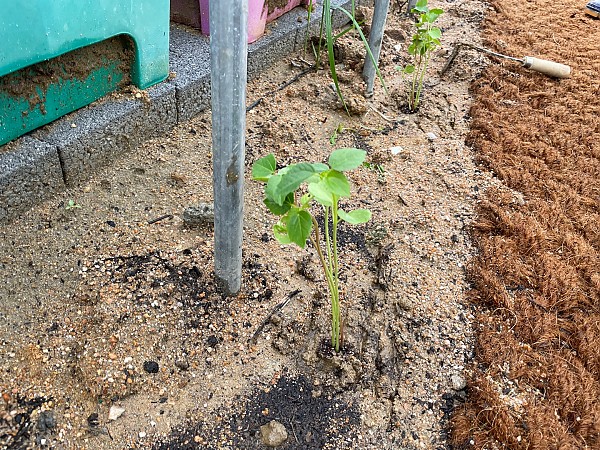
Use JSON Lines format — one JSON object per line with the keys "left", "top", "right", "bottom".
{"left": 199, "top": 0, "right": 209, "bottom": 34}
{"left": 197, "top": 0, "right": 317, "bottom": 43}
{"left": 199, "top": 0, "right": 267, "bottom": 43}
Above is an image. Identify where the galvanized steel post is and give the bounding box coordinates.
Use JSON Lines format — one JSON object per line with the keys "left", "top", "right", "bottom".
{"left": 363, "top": 0, "right": 390, "bottom": 97}
{"left": 209, "top": 0, "right": 248, "bottom": 295}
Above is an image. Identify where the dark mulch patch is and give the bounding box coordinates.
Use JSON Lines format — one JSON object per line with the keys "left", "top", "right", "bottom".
{"left": 151, "top": 371, "right": 360, "bottom": 449}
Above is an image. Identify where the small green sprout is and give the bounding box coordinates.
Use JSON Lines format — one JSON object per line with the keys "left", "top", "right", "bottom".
{"left": 363, "top": 161, "right": 386, "bottom": 183}
{"left": 65, "top": 199, "right": 81, "bottom": 210}
{"left": 329, "top": 123, "right": 345, "bottom": 145}
{"left": 252, "top": 148, "right": 371, "bottom": 352}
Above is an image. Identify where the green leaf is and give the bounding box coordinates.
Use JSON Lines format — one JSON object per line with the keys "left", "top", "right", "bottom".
{"left": 273, "top": 222, "right": 292, "bottom": 245}
{"left": 300, "top": 193, "right": 312, "bottom": 208}
{"left": 430, "top": 8, "right": 444, "bottom": 16}
{"left": 308, "top": 180, "right": 334, "bottom": 207}
{"left": 264, "top": 192, "right": 294, "bottom": 216}
{"left": 265, "top": 174, "right": 284, "bottom": 205}
{"left": 328, "top": 148, "right": 367, "bottom": 171}
{"left": 425, "top": 11, "right": 441, "bottom": 23}
{"left": 404, "top": 64, "right": 415, "bottom": 74}
{"left": 311, "top": 163, "right": 330, "bottom": 173}
{"left": 306, "top": 173, "right": 322, "bottom": 185}
{"left": 287, "top": 209, "right": 312, "bottom": 248}
{"left": 324, "top": 170, "right": 350, "bottom": 197}
{"left": 252, "top": 154, "right": 277, "bottom": 181}
{"left": 338, "top": 209, "right": 371, "bottom": 224}
{"left": 273, "top": 163, "right": 317, "bottom": 204}
{"left": 414, "top": 0, "right": 429, "bottom": 12}
{"left": 428, "top": 27, "right": 441, "bottom": 39}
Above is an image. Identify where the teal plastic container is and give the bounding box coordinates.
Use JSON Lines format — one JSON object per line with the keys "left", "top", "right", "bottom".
{"left": 0, "top": 0, "right": 170, "bottom": 145}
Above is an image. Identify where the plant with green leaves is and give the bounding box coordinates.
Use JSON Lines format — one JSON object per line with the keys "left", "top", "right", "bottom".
{"left": 65, "top": 199, "right": 81, "bottom": 210}
{"left": 309, "top": 0, "right": 386, "bottom": 113}
{"left": 252, "top": 148, "right": 371, "bottom": 352}
{"left": 329, "top": 123, "right": 345, "bottom": 145}
{"left": 399, "top": 0, "right": 443, "bottom": 111}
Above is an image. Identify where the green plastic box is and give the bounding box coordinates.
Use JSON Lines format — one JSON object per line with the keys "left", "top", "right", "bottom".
{"left": 0, "top": 0, "right": 170, "bottom": 145}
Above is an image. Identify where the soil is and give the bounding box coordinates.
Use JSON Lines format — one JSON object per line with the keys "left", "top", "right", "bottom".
{"left": 0, "top": 1, "right": 558, "bottom": 449}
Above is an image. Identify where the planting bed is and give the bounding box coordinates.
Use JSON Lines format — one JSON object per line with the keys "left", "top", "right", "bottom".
{"left": 1, "top": 0, "right": 597, "bottom": 449}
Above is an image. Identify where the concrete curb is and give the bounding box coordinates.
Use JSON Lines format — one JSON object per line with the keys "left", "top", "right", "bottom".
{"left": 0, "top": 0, "right": 358, "bottom": 222}
{"left": 0, "top": 137, "right": 65, "bottom": 222}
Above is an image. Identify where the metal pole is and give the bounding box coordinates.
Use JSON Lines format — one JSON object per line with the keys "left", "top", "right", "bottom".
{"left": 363, "top": 0, "right": 390, "bottom": 97}
{"left": 407, "top": 0, "right": 417, "bottom": 14}
{"left": 209, "top": 0, "right": 248, "bottom": 295}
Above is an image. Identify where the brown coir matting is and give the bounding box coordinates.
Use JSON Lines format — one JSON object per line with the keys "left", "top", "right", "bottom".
{"left": 451, "top": 0, "right": 600, "bottom": 449}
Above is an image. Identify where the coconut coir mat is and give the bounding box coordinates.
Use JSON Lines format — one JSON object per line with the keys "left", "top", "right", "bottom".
{"left": 450, "top": 0, "right": 600, "bottom": 448}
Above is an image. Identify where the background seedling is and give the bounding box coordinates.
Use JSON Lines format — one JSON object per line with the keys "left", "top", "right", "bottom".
{"left": 362, "top": 161, "right": 386, "bottom": 183}
{"left": 329, "top": 123, "right": 345, "bottom": 145}
{"left": 65, "top": 199, "right": 81, "bottom": 210}
{"left": 252, "top": 148, "right": 371, "bottom": 352}
{"left": 398, "top": 0, "right": 443, "bottom": 111}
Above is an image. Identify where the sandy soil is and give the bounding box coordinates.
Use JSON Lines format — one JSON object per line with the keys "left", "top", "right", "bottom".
{"left": 0, "top": 1, "right": 499, "bottom": 449}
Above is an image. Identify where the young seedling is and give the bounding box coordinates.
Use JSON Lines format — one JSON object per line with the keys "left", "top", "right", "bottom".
{"left": 252, "top": 148, "right": 371, "bottom": 352}
{"left": 362, "top": 161, "right": 386, "bottom": 183}
{"left": 329, "top": 123, "right": 345, "bottom": 145}
{"left": 65, "top": 199, "right": 81, "bottom": 210}
{"left": 398, "top": 0, "right": 443, "bottom": 111}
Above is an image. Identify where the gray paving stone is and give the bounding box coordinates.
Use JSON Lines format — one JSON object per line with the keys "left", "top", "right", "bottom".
{"left": 34, "top": 81, "right": 177, "bottom": 185}
{"left": 169, "top": 26, "right": 212, "bottom": 123}
{"left": 0, "top": 137, "right": 64, "bottom": 222}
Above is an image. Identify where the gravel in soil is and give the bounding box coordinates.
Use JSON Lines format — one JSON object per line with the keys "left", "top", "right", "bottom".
{"left": 1, "top": 1, "right": 497, "bottom": 449}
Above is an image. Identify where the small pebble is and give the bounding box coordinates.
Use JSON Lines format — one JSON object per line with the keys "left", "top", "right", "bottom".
{"left": 175, "top": 358, "right": 190, "bottom": 371}
{"left": 37, "top": 411, "right": 56, "bottom": 431}
{"left": 87, "top": 413, "right": 100, "bottom": 428}
{"left": 143, "top": 361, "right": 159, "bottom": 374}
{"left": 108, "top": 406, "right": 125, "bottom": 421}
{"left": 451, "top": 374, "right": 467, "bottom": 391}
{"left": 260, "top": 420, "right": 288, "bottom": 447}
{"left": 182, "top": 203, "right": 215, "bottom": 226}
